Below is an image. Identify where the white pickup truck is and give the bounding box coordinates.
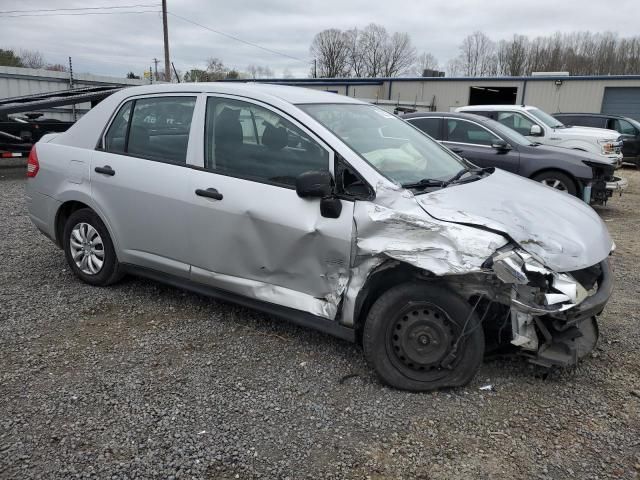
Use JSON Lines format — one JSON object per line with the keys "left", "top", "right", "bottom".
{"left": 456, "top": 104, "right": 627, "bottom": 194}
{"left": 456, "top": 105, "right": 623, "bottom": 163}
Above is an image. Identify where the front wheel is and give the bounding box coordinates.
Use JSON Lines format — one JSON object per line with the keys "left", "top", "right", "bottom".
{"left": 63, "top": 208, "right": 123, "bottom": 286}
{"left": 532, "top": 171, "right": 577, "bottom": 196}
{"left": 363, "top": 283, "right": 484, "bottom": 391}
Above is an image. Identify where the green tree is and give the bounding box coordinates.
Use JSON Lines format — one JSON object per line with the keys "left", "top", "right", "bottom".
{"left": 0, "top": 49, "right": 23, "bottom": 67}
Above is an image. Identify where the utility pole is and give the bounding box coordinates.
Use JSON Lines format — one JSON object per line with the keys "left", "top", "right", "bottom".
{"left": 153, "top": 58, "right": 159, "bottom": 81}
{"left": 162, "top": 0, "right": 171, "bottom": 82}
{"left": 313, "top": 59, "right": 317, "bottom": 78}
{"left": 68, "top": 56, "right": 76, "bottom": 121}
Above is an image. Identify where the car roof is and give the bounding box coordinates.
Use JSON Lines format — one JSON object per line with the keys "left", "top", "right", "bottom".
{"left": 458, "top": 105, "right": 537, "bottom": 111}
{"left": 553, "top": 112, "right": 627, "bottom": 119}
{"left": 116, "top": 82, "right": 366, "bottom": 105}
{"left": 402, "top": 111, "right": 494, "bottom": 123}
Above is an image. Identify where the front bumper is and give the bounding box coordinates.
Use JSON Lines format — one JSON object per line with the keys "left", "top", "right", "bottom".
{"left": 548, "top": 259, "right": 613, "bottom": 324}
{"left": 493, "top": 250, "right": 614, "bottom": 367}
{"left": 606, "top": 175, "right": 628, "bottom": 193}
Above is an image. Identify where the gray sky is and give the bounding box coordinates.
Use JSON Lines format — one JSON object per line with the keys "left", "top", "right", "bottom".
{"left": 1, "top": 0, "right": 638, "bottom": 79}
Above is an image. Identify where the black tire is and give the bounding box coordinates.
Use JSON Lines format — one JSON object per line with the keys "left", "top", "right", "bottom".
{"left": 363, "top": 283, "right": 484, "bottom": 391}
{"left": 532, "top": 171, "right": 577, "bottom": 196}
{"left": 63, "top": 208, "right": 123, "bottom": 286}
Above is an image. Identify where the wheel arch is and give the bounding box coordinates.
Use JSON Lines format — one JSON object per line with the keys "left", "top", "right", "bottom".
{"left": 352, "top": 261, "right": 434, "bottom": 344}
{"left": 528, "top": 167, "right": 581, "bottom": 195}
{"left": 54, "top": 200, "right": 117, "bottom": 252}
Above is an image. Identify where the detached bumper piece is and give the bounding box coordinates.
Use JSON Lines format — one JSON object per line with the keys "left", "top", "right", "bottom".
{"left": 605, "top": 175, "right": 628, "bottom": 194}
{"left": 521, "top": 259, "right": 613, "bottom": 368}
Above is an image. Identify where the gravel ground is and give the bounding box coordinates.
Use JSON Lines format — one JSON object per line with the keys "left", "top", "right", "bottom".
{"left": 1, "top": 166, "right": 639, "bottom": 479}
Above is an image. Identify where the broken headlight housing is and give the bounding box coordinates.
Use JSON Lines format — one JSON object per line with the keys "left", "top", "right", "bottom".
{"left": 491, "top": 247, "right": 592, "bottom": 314}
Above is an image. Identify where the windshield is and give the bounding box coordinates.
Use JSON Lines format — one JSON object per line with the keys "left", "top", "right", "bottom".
{"left": 299, "top": 104, "right": 466, "bottom": 186}
{"left": 482, "top": 118, "right": 535, "bottom": 147}
{"left": 527, "top": 108, "right": 564, "bottom": 128}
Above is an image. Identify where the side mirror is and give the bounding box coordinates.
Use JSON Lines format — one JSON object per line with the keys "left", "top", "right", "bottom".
{"left": 296, "top": 170, "right": 332, "bottom": 198}
{"left": 530, "top": 124, "right": 543, "bottom": 136}
{"left": 491, "top": 140, "right": 511, "bottom": 151}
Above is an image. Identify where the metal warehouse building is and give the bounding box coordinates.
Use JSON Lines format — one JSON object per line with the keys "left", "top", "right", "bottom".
{"left": 0, "top": 66, "right": 144, "bottom": 121}
{"left": 230, "top": 75, "right": 640, "bottom": 119}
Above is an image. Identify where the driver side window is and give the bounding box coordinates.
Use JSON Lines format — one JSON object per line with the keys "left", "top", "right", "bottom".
{"left": 204, "top": 97, "right": 329, "bottom": 187}
{"left": 497, "top": 112, "right": 536, "bottom": 136}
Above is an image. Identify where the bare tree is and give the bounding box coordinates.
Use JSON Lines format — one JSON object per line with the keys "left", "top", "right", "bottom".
{"left": 45, "top": 63, "right": 68, "bottom": 72}
{"left": 454, "top": 31, "right": 497, "bottom": 76}
{"left": 345, "top": 28, "right": 365, "bottom": 77}
{"left": 281, "top": 67, "right": 293, "bottom": 79}
{"left": 496, "top": 35, "right": 528, "bottom": 76}
{"left": 359, "top": 24, "right": 388, "bottom": 77}
{"left": 382, "top": 32, "right": 416, "bottom": 77}
{"left": 247, "top": 64, "right": 274, "bottom": 79}
{"left": 19, "top": 49, "right": 45, "bottom": 69}
{"left": 206, "top": 57, "right": 227, "bottom": 80}
{"left": 412, "top": 52, "right": 440, "bottom": 76}
{"left": 310, "top": 28, "right": 350, "bottom": 77}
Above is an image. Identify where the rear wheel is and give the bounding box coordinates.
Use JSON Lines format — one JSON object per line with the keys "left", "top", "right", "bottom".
{"left": 63, "top": 208, "right": 122, "bottom": 286}
{"left": 532, "top": 171, "right": 577, "bottom": 196}
{"left": 363, "top": 283, "right": 484, "bottom": 391}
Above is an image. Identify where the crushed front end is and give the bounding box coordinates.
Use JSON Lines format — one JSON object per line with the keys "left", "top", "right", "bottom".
{"left": 488, "top": 247, "right": 614, "bottom": 367}
{"left": 585, "top": 160, "right": 628, "bottom": 206}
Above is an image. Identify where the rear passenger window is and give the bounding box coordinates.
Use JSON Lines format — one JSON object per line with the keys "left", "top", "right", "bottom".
{"left": 205, "top": 97, "right": 329, "bottom": 186}
{"left": 446, "top": 119, "right": 499, "bottom": 146}
{"left": 104, "top": 96, "right": 196, "bottom": 164}
{"left": 569, "top": 116, "right": 606, "bottom": 128}
{"left": 104, "top": 101, "right": 132, "bottom": 154}
{"left": 408, "top": 118, "right": 441, "bottom": 139}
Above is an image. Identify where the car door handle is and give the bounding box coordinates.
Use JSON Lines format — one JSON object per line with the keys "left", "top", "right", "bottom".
{"left": 450, "top": 148, "right": 464, "bottom": 154}
{"left": 94, "top": 165, "right": 115, "bottom": 176}
{"left": 195, "top": 188, "right": 223, "bottom": 200}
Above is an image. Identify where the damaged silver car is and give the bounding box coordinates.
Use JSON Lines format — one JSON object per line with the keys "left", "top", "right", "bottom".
{"left": 25, "top": 83, "right": 614, "bottom": 391}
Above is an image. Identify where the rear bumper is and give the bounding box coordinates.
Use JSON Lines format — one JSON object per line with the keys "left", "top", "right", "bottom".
{"left": 25, "top": 186, "right": 59, "bottom": 243}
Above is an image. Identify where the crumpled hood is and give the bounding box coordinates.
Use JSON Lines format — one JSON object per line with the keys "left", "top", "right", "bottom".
{"left": 415, "top": 169, "right": 613, "bottom": 272}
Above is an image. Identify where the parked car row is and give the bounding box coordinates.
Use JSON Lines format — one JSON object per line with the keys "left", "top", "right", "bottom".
{"left": 26, "top": 83, "right": 614, "bottom": 391}
{"left": 402, "top": 104, "right": 629, "bottom": 205}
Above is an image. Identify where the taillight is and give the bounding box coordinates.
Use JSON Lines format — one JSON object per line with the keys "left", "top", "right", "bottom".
{"left": 27, "top": 145, "right": 39, "bottom": 177}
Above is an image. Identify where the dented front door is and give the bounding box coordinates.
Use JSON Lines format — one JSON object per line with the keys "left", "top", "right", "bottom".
{"left": 185, "top": 94, "right": 354, "bottom": 319}
{"left": 187, "top": 171, "right": 354, "bottom": 319}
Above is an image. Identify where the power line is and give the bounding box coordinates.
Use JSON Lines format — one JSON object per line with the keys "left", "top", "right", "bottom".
{"left": 0, "top": 10, "right": 160, "bottom": 18}
{"left": 168, "top": 12, "right": 308, "bottom": 64}
{"left": 0, "top": 4, "right": 159, "bottom": 14}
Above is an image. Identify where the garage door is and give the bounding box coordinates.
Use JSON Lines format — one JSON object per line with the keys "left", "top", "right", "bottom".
{"left": 601, "top": 87, "right": 640, "bottom": 120}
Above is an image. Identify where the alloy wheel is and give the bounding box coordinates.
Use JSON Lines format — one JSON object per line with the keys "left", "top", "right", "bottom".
{"left": 69, "top": 222, "right": 105, "bottom": 275}
{"left": 540, "top": 178, "right": 569, "bottom": 191}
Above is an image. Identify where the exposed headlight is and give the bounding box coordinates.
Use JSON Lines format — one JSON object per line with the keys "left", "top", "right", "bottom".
{"left": 491, "top": 247, "right": 590, "bottom": 312}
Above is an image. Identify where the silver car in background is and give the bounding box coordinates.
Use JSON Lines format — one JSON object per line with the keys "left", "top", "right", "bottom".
{"left": 25, "top": 83, "right": 614, "bottom": 391}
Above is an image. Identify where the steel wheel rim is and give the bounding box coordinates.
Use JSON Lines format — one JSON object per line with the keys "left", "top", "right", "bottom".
{"left": 541, "top": 178, "right": 568, "bottom": 192}
{"left": 69, "top": 222, "right": 105, "bottom": 275}
{"left": 387, "top": 302, "right": 461, "bottom": 382}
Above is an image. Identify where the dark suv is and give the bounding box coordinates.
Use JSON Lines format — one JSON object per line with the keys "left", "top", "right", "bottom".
{"left": 553, "top": 113, "right": 640, "bottom": 166}
{"left": 402, "top": 111, "right": 625, "bottom": 205}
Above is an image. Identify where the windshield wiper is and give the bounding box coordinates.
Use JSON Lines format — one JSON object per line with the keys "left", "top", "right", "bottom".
{"left": 402, "top": 178, "right": 447, "bottom": 189}
{"left": 403, "top": 168, "right": 486, "bottom": 190}
{"left": 444, "top": 167, "right": 486, "bottom": 186}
